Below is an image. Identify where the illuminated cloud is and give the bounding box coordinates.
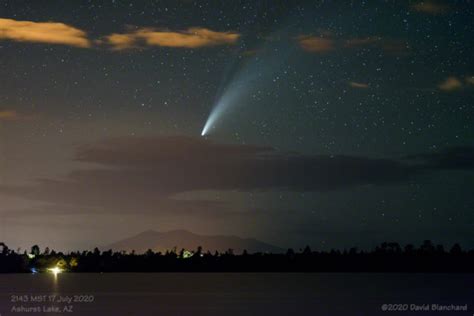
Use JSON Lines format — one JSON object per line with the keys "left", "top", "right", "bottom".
{"left": 138, "top": 28, "right": 240, "bottom": 47}
{"left": 411, "top": 1, "right": 448, "bottom": 15}
{"left": 0, "top": 18, "right": 90, "bottom": 48}
{"left": 349, "top": 82, "right": 369, "bottom": 89}
{"left": 438, "top": 77, "right": 463, "bottom": 92}
{"left": 101, "top": 33, "right": 138, "bottom": 51}
{"left": 103, "top": 27, "right": 240, "bottom": 50}
{"left": 297, "top": 35, "right": 335, "bottom": 53}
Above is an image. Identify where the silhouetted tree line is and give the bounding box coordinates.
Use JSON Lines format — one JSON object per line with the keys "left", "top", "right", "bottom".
{"left": 0, "top": 240, "right": 472, "bottom": 273}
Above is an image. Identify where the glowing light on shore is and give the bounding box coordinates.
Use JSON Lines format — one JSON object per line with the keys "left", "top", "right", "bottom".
{"left": 47, "top": 267, "right": 63, "bottom": 276}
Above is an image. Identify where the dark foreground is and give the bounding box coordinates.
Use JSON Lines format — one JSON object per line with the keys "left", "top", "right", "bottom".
{"left": 0, "top": 273, "right": 473, "bottom": 315}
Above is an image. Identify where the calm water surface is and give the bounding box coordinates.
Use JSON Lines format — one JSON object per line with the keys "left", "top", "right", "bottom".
{"left": 0, "top": 273, "right": 472, "bottom": 315}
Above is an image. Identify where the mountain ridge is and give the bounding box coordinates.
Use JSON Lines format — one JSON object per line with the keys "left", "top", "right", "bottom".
{"left": 103, "top": 230, "right": 284, "bottom": 254}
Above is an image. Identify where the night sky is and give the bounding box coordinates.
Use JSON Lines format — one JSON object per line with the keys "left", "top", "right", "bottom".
{"left": 0, "top": 0, "right": 473, "bottom": 251}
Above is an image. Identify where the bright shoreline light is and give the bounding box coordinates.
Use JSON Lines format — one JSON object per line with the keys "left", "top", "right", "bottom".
{"left": 47, "top": 267, "right": 63, "bottom": 276}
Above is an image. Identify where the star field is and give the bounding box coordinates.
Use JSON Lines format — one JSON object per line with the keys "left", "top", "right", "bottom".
{"left": 0, "top": 0, "right": 473, "bottom": 250}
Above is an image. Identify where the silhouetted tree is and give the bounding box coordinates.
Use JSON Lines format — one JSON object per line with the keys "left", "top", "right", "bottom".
{"left": 31, "top": 245, "right": 40, "bottom": 256}
{"left": 286, "top": 248, "right": 295, "bottom": 258}
{"left": 420, "top": 240, "right": 435, "bottom": 254}
{"left": 436, "top": 244, "right": 445, "bottom": 254}
{"left": 387, "top": 242, "right": 401, "bottom": 254}
{"left": 450, "top": 243, "right": 462, "bottom": 255}
{"left": 404, "top": 244, "right": 415, "bottom": 254}
{"left": 0, "top": 243, "right": 9, "bottom": 255}
{"left": 302, "top": 246, "right": 312, "bottom": 256}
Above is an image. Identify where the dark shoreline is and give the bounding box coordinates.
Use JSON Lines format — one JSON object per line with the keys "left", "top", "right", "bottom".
{"left": 2, "top": 241, "right": 474, "bottom": 273}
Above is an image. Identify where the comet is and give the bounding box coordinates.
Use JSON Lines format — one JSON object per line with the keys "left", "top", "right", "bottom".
{"left": 201, "top": 78, "right": 248, "bottom": 136}
{"left": 201, "top": 30, "right": 295, "bottom": 137}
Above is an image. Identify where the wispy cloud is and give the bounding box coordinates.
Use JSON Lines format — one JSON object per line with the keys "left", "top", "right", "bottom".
{"left": 297, "top": 35, "right": 335, "bottom": 53}
{"left": 0, "top": 136, "right": 417, "bottom": 215}
{"left": 438, "top": 76, "right": 463, "bottom": 92}
{"left": 103, "top": 27, "right": 240, "bottom": 50}
{"left": 466, "top": 76, "right": 474, "bottom": 86}
{"left": 411, "top": 1, "right": 448, "bottom": 15}
{"left": 0, "top": 110, "right": 18, "bottom": 121}
{"left": 298, "top": 33, "right": 408, "bottom": 56}
{"left": 0, "top": 110, "right": 33, "bottom": 122}
{"left": 378, "top": 39, "right": 410, "bottom": 56}
{"left": 1, "top": 136, "right": 473, "bottom": 218}
{"left": 345, "top": 37, "right": 409, "bottom": 55}
{"left": 344, "top": 36, "right": 381, "bottom": 48}
{"left": 349, "top": 82, "right": 369, "bottom": 89}
{"left": 0, "top": 18, "right": 90, "bottom": 48}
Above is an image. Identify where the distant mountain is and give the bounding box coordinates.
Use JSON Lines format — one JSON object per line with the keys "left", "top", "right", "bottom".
{"left": 104, "top": 230, "right": 283, "bottom": 254}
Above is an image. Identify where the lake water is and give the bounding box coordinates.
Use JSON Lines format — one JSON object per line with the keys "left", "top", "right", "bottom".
{"left": 0, "top": 273, "right": 472, "bottom": 315}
